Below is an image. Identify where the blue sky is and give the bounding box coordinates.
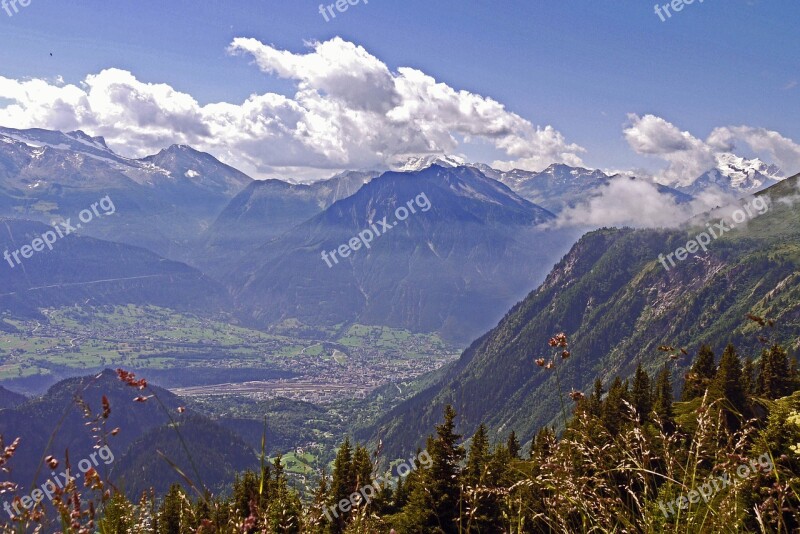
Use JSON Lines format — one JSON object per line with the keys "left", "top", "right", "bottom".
{"left": 0, "top": 0, "right": 797, "bottom": 180}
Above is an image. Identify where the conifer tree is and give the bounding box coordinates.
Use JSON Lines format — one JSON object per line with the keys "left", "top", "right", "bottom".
{"left": 465, "top": 424, "right": 490, "bottom": 487}
{"left": 758, "top": 344, "right": 792, "bottom": 399}
{"left": 631, "top": 365, "right": 652, "bottom": 422}
{"left": 403, "top": 406, "right": 465, "bottom": 533}
{"left": 266, "top": 454, "right": 301, "bottom": 533}
{"left": 158, "top": 484, "right": 188, "bottom": 534}
{"left": 328, "top": 438, "right": 354, "bottom": 533}
{"left": 506, "top": 430, "right": 521, "bottom": 459}
{"left": 681, "top": 344, "right": 716, "bottom": 400}
{"left": 741, "top": 356, "right": 756, "bottom": 396}
{"left": 601, "top": 377, "right": 629, "bottom": 434}
{"left": 709, "top": 344, "right": 745, "bottom": 405}
{"left": 351, "top": 445, "right": 374, "bottom": 496}
{"left": 653, "top": 366, "right": 675, "bottom": 432}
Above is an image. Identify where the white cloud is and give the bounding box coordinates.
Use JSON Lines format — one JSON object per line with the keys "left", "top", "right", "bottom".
{"left": 553, "top": 176, "right": 741, "bottom": 229}
{"left": 707, "top": 126, "right": 800, "bottom": 176}
{"left": 0, "top": 37, "right": 585, "bottom": 180}
{"left": 624, "top": 114, "right": 800, "bottom": 185}
{"left": 623, "top": 114, "right": 716, "bottom": 186}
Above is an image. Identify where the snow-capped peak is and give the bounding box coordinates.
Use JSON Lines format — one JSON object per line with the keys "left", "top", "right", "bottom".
{"left": 715, "top": 153, "right": 783, "bottom": 188}
{"left": 391, "top": 154, "right": 467, "bottom": 172}
{"left": 675, "top": 154, "right": 784, "bottom": 196}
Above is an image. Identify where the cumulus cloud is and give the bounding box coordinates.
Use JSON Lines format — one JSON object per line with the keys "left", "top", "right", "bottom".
{"left": 0, "top": 37, "right": 584, "bottom": 180}
{"left": 623, "top": 114, "right": 716, "bottom": 186}
{"left": 624, "top": 114, "right": 800, "bottom": 186}
{"left": 553, "top": 176, "right": 741, "bottom": 229}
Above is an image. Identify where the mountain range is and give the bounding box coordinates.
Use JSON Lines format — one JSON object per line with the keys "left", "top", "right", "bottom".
{"left": 0, "top": 127, "right": 790, "bottom": 344}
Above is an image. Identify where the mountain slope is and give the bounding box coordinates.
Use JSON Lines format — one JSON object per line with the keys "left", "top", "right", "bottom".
{"left": 0, "top": 218, "right": 229, "bottom": 318}
{"left": 366, "top": 174, "right": 800, "bottom": 457}
{"left": 0, "top": 128, "right": 252, "bottom": 261}
{"left": 0, "top": 385, "right": 25, "bottom": 409}
{"left": 198, "top": 171, "right": 376, "bottom": 277}
{"left": 229, "top": 165, "right": 579, "bottom": 343}
{"left": 0, "top": 370, "right": 256, "bottom": 498}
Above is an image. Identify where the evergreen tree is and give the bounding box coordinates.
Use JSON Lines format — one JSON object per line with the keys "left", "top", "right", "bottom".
{"left": 710, "top": 345, "right": 745, "bottom": 403}
{"left": 98, "top": 492, "right": 134, "bottom": 534}
{"left": 266, "top": 454, "right": 301, "bottom": 533}
{"left": 309, "top": 470, "right": 330, "bottom": 534}
{"left": 465, "top": 424, "right": 490, "bottom": 487}
{"left": 403, "top": 406, "right": 465, "bottom": 533}
{"left": 741, "top": 356, "right": 756, "bottom": 396}
{"left": 158, "top": 484, "right": 189, "bottom": 534}
{"left": 653, "top": 366, "right": 675, "bottom": 433}
{"left": 601, "top": 377, "right": 629, "bottom": 434}
{"left": 530, "top": 427, "right": 555, "bottom": 461}
{"left": 681, "top": 344, "right": 716, "bottom": 400}
{"left": 351, "top": 445, "right": 374, "bottom": 497}
{"left": 758, "top": 344, "right": 792, "bottom": 399}
{"left": 506, "top": 430, "right": 521, "bottom": 459}
{"left": 587, "top": 379, "right": 604, "bottom": 418}
{"left": 631, "top": 365, "right": 652, "bottom": 422}
{"left": 328, "top": 438, "right": 354, "bottom": 533}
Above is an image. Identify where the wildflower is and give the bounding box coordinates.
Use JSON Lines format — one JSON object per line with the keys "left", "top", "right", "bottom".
{"left": 101, "top": 395, "right": 111, "bottom": 419}
{"left": 46, "top": 455, "right": 59, "bottom": 469}
{"left": 561, "top": 350, "right": 570, "bottom": 359}
{"left": 535, "top": 358, "right": 546, "bottom": 367}
{"left": 117, "top": 368, "right": 147, "bottom": 390}
{"left": 569, "top": 390, "right": 584, "bottom": 401}
{"left": 548, "top": 333, "right": 568, "bottom": 348}
{"left": 545, "top": 362, "right": 554, "bottom": 370}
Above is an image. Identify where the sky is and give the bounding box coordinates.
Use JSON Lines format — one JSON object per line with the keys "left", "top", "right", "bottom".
{"left": 0, "top": 0, "right": 798, "bottom": 182}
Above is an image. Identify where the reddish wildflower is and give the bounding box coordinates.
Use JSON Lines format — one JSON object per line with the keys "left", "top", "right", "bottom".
{"left": 177, "top": 407, "right": 186, "bottom": 413}
{"left": 101, "top": 396, "right": 111, "bottom": 419}
{"left": 116, "top": 369, "right": 147, "bottom": 390}
{"left": 545, "top": 362, "right": 554, "bottom": 370}
{"left": 110, "top": 427, "right": 120, "bottom": 436}
{"left": 46, "top": 455, "right": 59, "bottom": 469}
{"left": 535, "top": 358, "right": 546, "bottom": 367}
{"left": 133, "top": 395, "right": 151, "bottom": 403}
{"left": 548, "top": 333, "right": 568, "bottom": 348}
{"left": 561, "top": 350, "right": 570, "bottom": 359}
{"left": 569, "top": 390, "right": 584, "bottom": 401}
